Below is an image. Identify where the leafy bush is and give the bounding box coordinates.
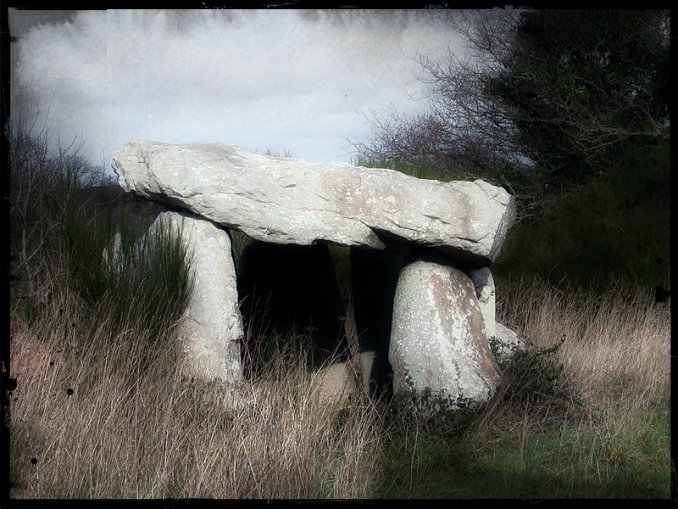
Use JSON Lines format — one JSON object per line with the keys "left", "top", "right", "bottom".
{"left": 490, "top": 337, "right": 583, "bottom": 420}
{"left": 8, "top": 118, "right": 192, "bottom": 349}
{"left": 494, "top": 142, "right": 670, "bottom": 294}
{"left": 67, "top": 205, "right": 193, "bottom": 345}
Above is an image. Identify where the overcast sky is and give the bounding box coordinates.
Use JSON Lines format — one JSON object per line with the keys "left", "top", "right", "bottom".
{"left": 9, "top": 9, "right": 467, "bottom": 171}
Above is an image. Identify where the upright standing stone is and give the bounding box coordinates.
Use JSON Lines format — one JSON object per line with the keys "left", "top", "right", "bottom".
{"left": 389, "top": 251, "right": 501, "bottom": 410}
{"left": 468, "top": 267, "right": 526, "bottom": 363}
{"left": 150, "top": 211, "right": 244, "bottom": 384}
{"left": 493, "top": 322, "right": 527, "bottom": 364}
{"left": 468, "top": 267, "right": 496, "bottom": 339}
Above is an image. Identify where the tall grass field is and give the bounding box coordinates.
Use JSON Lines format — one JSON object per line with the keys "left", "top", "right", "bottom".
{"left": 6, "top": 123, "right": 672, "bottom": 499}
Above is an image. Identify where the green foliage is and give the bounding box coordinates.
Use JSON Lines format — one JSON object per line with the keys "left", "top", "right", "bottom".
{"left": 64, "top": 201, "right": 193, "bottom": 345}
{"left": 9, "top": 120, "right": 192, "bottom": 349}
{"left": 388, "top": 334, "right": 579, "bottom": 439}
{"left": 389, "top": 371, "right": 479, "bottom": 432}
{"left": 8, "top": 121, "right": 109, "bottom": 323}
{"left": 486, "top": 9, "right": 669, "bottom": 185}
{"left": 356, "top": 141, "right": 669, "bottom": 296}
{"left": 492, "top": 337, "right": 584, "bottom": 417}
{"left": 377, "top": 346, "right": 669, "bottom": 499}
{"left": 352, "top": 155, "right": 452, "bottom": 182}
{"left": 353, "top": 10, "right": 669, "bottom": 220}
{"left": 494, "top": 142, "right": 670, "bottom": 294}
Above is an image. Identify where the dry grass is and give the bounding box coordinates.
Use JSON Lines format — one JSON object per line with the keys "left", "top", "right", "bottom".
{"left": 376, "top": 280, "right": 671, "bottom": 498}
{"left": 496, "top": 279, "right": 670, "bottom": 405}
{"left": 7, "top": 121, "right": 383, "bottom": 499}
{"left": 9, "top": 278, "right": 671, "bottom": 499}
{"left": 8, "top": 288, "right": 383, "bottom": 499}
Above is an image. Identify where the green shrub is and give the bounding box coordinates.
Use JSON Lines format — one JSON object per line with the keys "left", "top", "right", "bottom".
{"left": 352, "top": 155, "right": 452, "bottom": 181}
{"left": 8, "top": 119, "right": 108, "bottom": 323}
{"left": 491, "top": 337, "right": 583, "bottom": 419}
{"left": 494, "top": 142, "right": 670, "bottom": 294}
{"left": 65, "top": 202, "right": 193, "bottom": 346}
{"left": 9, "top": 118, "right": 192, "bottom": 349}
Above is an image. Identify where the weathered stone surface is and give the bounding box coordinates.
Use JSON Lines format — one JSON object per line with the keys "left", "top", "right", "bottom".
{"left": 150, "top": 211, "right": 244, "bottom": 383}
{"left": 357, "top": 349, "right": 376, "bottom": 395}
{"left": 312, "top": 361, "right": 357, "bottom": 409}
{"left": 112, "top": 141, "right": 516, "bottom": 267}
{"left": 184, "top": 378, "right": 249, "bottom": 414}
{"left": 311, "top": 350, "right": 377, "bottom": 408}
{"left": 468, "top": 267, "right": 496, "bottom": 339}
{"left": 102, "top": 230, "right": 122, "bottom": 267}
{"left": 492, "top": 322, "right": 527, "bottom": 364}
{"left": 467, "top": 268, "right": 525, "bottom": 364}
{"left": 389, "top": 251, "right": 501, "bottom": 409}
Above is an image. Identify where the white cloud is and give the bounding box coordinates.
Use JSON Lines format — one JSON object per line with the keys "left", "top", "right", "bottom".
{"left": 11, "top": 9, "right": 465, "bottom": 167}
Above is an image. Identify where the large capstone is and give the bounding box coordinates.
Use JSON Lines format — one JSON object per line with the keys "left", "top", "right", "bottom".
{"left": 389, "top": 250, "right": 501, "bottom": 410}
{"left": 112, "top": 141, "right": 516, "bottom": 267}
{"left": 150, "top": 211, "right": 244, "bottom": 384}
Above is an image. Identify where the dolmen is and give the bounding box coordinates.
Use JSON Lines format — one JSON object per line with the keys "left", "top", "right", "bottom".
{"left": 111, "top": 141, "right": 522, "bottom": 412}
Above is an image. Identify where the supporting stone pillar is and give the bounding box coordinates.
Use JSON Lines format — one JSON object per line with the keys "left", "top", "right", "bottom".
{"left": 150, "top": 211, "right": 244, "bottom": 384}
{"left": 468, "top": 267, "right": 496, "bottom": 339}
{"left": 467, "top": 267, "right": 526, "bottom": 363}
{"left": 389, "top": 251, "right": 500, "bottom": 411}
